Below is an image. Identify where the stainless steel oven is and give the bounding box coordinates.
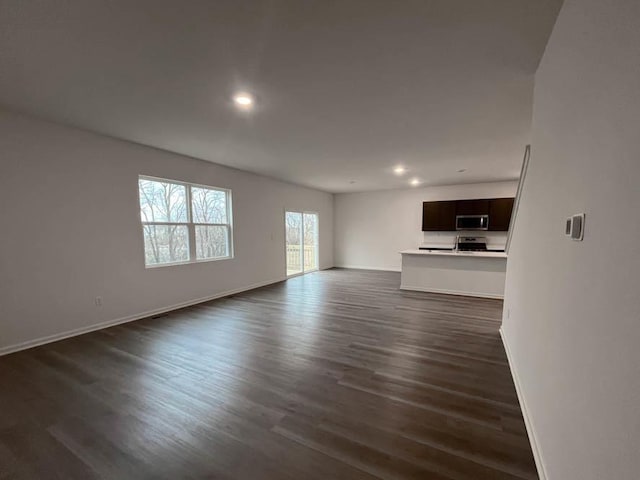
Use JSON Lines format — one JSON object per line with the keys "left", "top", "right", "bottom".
{"left": 456, "top": 215, "right": 489, "bottom": 231}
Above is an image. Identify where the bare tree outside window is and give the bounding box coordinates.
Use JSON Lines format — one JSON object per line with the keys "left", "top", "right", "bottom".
{"left": 285, "top": 212, "right": 302, "bottom": 245}
{"left": 138, "top": 177, "right": 233, "bottom": 267}
{"left": 303, "top": 213, "right": 317, "bottom": 247}
{"left": 191, "top": 187, "right": 230, "bottom": 260}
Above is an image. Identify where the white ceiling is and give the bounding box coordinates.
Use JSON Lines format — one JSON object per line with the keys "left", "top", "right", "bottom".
{"left": 0, "top": 0, "right": 562, "bottom": 192}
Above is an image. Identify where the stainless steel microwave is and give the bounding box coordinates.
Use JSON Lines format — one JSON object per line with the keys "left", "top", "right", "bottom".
{"left": 456, "top": 215, "right": 489, "bottom": 230}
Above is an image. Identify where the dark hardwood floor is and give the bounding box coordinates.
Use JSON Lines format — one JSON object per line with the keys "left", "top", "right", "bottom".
{"left": 0, "top": 269, "right": 537, "bottom": 480}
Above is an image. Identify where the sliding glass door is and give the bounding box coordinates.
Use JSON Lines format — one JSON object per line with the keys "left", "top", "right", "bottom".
{"left": 285, "top": 211, "right": 303, "bottom": 276}
{"left": 303, "top": 212, "right": 318, "bottom": 272}
{"left": 285, "top": 211, "right": 318, "bottom": 277}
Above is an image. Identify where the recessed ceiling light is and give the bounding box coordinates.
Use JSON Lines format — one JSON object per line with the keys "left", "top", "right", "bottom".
{"left": 233, "top": 92, "right": 254, "bottom": 109}
{"left": 393, "top": 166, "right": 406, "bottom": 175}
{"left": 410, "top": 178, "right": 421, "bottom": 186}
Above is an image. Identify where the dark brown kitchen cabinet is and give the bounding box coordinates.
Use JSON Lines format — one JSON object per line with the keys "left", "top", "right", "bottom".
{"left": 488, "top": 198, "right": 515, "bottom": 231}
{"left": 422, "top": 197, "right": 515, "bottom": 231}
{"left": 456, "top": 199, "right": 490, "bottom": 215}
{"left": 422, "top": 201, "right": 457, "bottom": 231}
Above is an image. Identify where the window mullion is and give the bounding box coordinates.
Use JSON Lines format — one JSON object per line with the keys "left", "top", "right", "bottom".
{"left": 186, "top": 186, "right": 197, "bottom": 261}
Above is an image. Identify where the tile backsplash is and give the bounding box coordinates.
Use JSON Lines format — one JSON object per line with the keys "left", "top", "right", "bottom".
{"left": 422, "top": 231, "right": 508, "bottom": 250}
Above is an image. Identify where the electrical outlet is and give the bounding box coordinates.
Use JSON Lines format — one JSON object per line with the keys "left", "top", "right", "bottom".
{"left": 95, "top": 296, "right": 103, "bottom": 307}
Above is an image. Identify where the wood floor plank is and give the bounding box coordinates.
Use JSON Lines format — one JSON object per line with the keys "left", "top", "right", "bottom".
{"left": 0, "top": 269, "right": 537, "bottom": 479}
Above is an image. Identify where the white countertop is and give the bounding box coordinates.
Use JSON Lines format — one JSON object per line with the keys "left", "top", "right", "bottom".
{"left": 400, "top": 249, "right": 508, "bottom": 259}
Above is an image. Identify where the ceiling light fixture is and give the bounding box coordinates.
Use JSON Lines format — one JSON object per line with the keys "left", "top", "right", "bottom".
{"left": 457, "top": 168, "right": 467, "bottom": 173}
{"left": 393, "top": 166, "right": 406, "bottom": 175}
{"left": 233, "top": 92, "right": 254, "bottom": 109}
{"left": 410, "top": 178, "right": 421, "bottom": 186}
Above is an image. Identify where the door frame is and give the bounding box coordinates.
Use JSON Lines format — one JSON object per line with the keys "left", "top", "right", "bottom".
{"left": 284, "top": 209, "right": 319, "bottom": 278}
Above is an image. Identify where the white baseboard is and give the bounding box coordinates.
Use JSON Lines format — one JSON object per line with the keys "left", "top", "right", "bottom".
{"left": 0, "top": 277, "right": 286, "bottom": 357}
{"left": 334, "top": 264, "right": 401, "bottom": 272}
{"left": 400, "top": 284, "right": 504, "bottom": 299}
{"left": 500, "top": 327, "right": 548, "bottom": 480}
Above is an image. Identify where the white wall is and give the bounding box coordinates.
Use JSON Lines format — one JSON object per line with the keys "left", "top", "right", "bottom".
{"left": 502, "top": 0, "right": 640, "bottom": 479}
{"left": 0, "top": 110, "right": 334, "bottom": 353}
{"left": 334, "top": 181, "right": 517, "bottom": 271}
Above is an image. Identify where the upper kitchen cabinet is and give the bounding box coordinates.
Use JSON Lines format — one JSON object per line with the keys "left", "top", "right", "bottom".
{"left": 488, "top": 198, "right": 515, "bottom": 231}
{"left": 422, "top": 201, "right": 457, "bottom": 231}
{"left": 456, "top": 199, "right": 490, "bottom": 215}
{"left": 422, "top": 197, "right": 515, "bottom": 232}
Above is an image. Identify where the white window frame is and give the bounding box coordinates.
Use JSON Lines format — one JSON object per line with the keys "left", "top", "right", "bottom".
{"left": 138, "top": 175, "right": 234, "bottom": 268}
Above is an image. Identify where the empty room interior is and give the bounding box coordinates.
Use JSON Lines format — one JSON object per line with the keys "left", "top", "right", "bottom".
{"left": 1, "top": 1, "right": 639, "bottom": 479}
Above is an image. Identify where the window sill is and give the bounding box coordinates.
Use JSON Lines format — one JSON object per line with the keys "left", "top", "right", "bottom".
{"left": 145, "top": 255, "right": 234, "bottom": 269}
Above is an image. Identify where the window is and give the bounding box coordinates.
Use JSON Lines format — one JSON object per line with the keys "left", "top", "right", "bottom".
{"left": 138, "top": 176, "right": 233, "bottom": 267}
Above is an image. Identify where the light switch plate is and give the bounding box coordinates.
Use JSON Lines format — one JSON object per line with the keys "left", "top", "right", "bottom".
{"left": 570, "top": 213, "right": 585, "bottom": 241}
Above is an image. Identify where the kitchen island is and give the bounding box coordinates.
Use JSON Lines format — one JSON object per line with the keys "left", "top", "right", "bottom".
{"left": 400, "top": 249, "right": 507, "bottom": 299}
